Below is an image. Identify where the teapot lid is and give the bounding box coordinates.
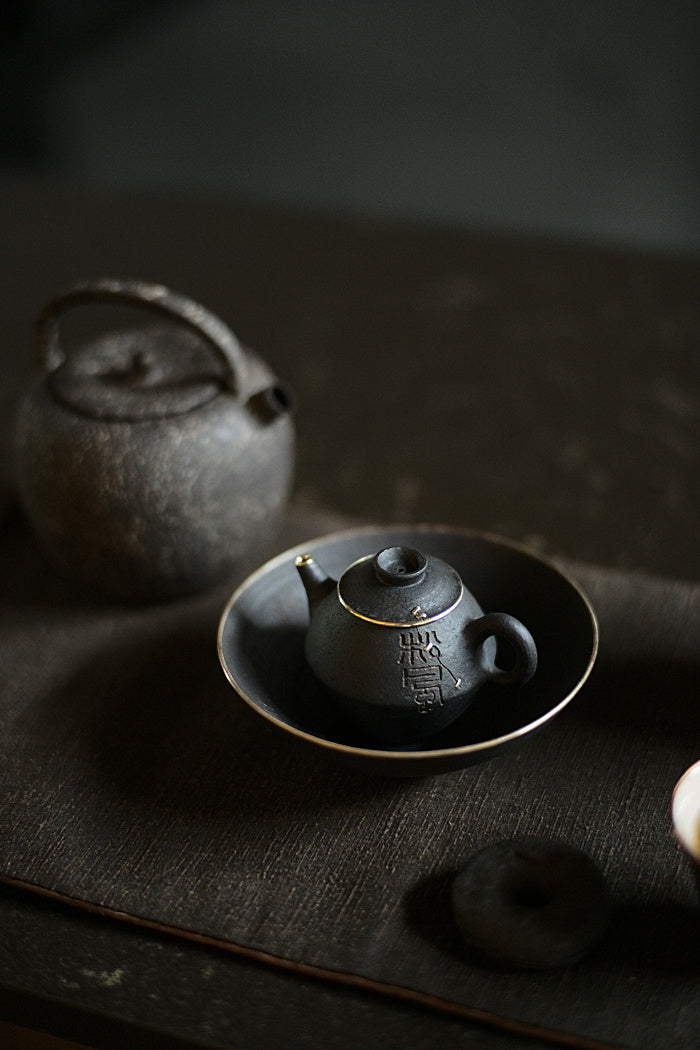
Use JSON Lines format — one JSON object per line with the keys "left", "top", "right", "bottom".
{"left": 338, "top": 546, "right": 463, "bottom": 627}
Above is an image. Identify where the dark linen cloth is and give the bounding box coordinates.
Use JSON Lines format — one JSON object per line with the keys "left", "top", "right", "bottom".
{"left": 1, "top": 507, "right": 698, "bottom": 1050}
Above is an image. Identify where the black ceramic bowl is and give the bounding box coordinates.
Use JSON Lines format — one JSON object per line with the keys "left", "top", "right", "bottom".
{"left": 217, "top": 526, "right": 598, "bottom": 776}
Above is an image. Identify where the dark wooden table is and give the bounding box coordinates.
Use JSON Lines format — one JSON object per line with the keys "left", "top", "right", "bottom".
{"left": 0, "top": 172, "right": 698, "bottom": 1050}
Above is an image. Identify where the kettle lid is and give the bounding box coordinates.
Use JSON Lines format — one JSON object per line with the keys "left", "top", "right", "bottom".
{"left": 49, "top": 324, "right": 229, "bottom": 421}
{"left": 338, "top": 546, "right": 463, "bottom": 627}
{"left": 37, "top": 279, "right": 248, "bottom": 423}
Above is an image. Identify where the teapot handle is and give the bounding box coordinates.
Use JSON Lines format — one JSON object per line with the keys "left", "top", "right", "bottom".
{"left": 467, "top": 612, "right": 538, "bottom": 687}
{"left": 36, "top": 278, "right": 248, "bottom": 395}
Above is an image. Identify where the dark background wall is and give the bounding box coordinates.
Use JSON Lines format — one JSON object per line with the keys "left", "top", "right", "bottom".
{"left": 1, "top": 0, "right": 698, "bottom": 253}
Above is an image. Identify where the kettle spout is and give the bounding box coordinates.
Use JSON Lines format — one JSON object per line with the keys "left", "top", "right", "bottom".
{"left": 295, "top": 553, "right": 336, "bottom": 614}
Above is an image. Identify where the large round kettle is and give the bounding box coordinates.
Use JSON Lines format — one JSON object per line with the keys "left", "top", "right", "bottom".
{"left": 14, "top": 278, "right": 296, "bottom": 601}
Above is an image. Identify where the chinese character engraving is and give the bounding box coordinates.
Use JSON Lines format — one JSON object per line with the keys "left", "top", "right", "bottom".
{"left": 397, "top": 630, "right": 461, "bottom": 714}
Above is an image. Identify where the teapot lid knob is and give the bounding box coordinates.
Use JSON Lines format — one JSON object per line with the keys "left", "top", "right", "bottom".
{"left": 373, "top": 546, "right": 427, "bottom": 587}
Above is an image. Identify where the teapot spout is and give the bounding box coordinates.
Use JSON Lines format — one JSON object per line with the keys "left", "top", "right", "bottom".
{"left": 295, "top": 553, "right": 336, "bottom": 614}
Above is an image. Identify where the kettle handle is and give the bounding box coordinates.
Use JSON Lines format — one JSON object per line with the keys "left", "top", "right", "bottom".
{"left": 467, "top": 612, "right": 538, "bottom": 687}
{"left": 36, "top": 278, "right": 248, "bottom": 394}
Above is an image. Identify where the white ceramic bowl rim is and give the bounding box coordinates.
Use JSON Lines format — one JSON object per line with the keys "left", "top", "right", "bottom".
{"left": 672, "top": 760, "right": 700, "bottom": 860}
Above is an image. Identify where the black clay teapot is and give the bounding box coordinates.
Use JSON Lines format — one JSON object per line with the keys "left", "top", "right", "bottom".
{"left": 14, "top": 279, "right": 295, "bottom": 601}
{"left": 295, "top": 545, "right": 537, "bottom": 744}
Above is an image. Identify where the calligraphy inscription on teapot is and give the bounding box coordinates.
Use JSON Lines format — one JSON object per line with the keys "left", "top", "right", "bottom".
{"left": 398, "top": 628, "right": 461, "bottom": 715}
